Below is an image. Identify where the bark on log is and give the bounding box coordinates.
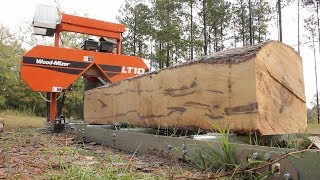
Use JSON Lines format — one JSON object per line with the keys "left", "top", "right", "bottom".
{"left": 84, "top": 41, "right": 307, "bottom": 135}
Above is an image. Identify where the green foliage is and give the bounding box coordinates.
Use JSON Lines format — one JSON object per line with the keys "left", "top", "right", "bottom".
{"left": 0, "top": 95, "right": 6, "bottom": 109}
{"left": 231, "top": 0, "right": 272, "bottom": 47}
{"left": 185, "top": 125, "right": 274, "bottom": 179}
{"left": 0, "top": 23, "right": 85, "bottom": 118}
{"left": 186, "top": 126, "right": 236, "bottom": 172}
{"left": 307, "top": 94, "right": 319, "bottom": 123}
{"left": 62, "top": 78, "right": 84, "bottom": 119}
{"left": 118, "top": 1, "right": 154, "bottom": 57}
{"left": 0, "top": 25, "right": 46, "bottom": 116}
{"left": 117, "top": 0, "right": 273, "bottom": 70}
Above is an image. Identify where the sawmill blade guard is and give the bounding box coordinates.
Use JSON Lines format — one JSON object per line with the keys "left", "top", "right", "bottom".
{"left": 21, "top": 45, "right": 148, "bottom": 92}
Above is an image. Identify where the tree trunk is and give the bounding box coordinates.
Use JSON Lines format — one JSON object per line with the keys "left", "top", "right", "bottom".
{"left": 220, "top": 18, "right": 224, "bottom": 50}
{"left": 84, "top": 41, "right": 307, "bottom": 135}
{"left": 214, "top": 26, "right": 218, "bottom": 52}
{"left": 133, "top": 13, "right": 137, "bottom": 55}
{"left": 159, "top": 41, "right": 162, "bottom": 69}
{"left": 138, "top": 39, "right": 142, "bottom": 57}
{"left": 203, "top": 0, "right": 208, "bottom": 55}
{"left": 258, "top": 13, "right": 261, "bottom": 43}
{"left": 190, "top": 0, "right": 194, "bottom": 60}
{"left": 316, "top": 1, "right": 320, "bottom": 123}
{"left": 249, "top": 0, "right": 253, "bottom": 45}
{"left": 233, "top": 21, "right": 237, "bottom": 48}
{"left": 278, "top": 0, "right": 282, "bottom": 42}
{"left": 312, "top": 32, "right": 320, "bottom": 124}
{"left": 297, "top": 0, "right": 300, "bottom": 53}
{"left": 166, "top": 45, "right": 170, "bottom": 67}
{"left": 240, "top": 0, "right": 245, "bottom": 46}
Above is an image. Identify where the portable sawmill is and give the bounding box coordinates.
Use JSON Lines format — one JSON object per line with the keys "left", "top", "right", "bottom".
{"left": 20, "top": 5, "right": 149, "bottom": 130}
{"left": 19, "top": 5, "right": 320, "bottom": 179}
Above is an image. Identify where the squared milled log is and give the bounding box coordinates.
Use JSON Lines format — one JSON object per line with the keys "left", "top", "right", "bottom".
{"left": 84, "top": 41, "right": 307, "bottom": 135}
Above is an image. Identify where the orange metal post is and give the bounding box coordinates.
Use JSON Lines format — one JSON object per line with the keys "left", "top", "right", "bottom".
{"left": 50, "top": 92, "right": 57, "bottom": 124}
{"left": 117, "top": 39, "right": 121, "bottom": 54}
{"left": 49, "top": 31, "right": 60, "bottom": 124}
{"left": 54, "top": 30, "right": 60, "bottom": 47}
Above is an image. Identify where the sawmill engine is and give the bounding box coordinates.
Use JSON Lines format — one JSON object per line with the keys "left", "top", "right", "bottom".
{"left": 82, "top": 38, "right": 115, "bottom": 91}
{"left": 82, "top": 37, "right": 115, "bottom": 53}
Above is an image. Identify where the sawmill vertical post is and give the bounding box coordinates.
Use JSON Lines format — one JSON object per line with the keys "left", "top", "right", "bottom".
{"left": 48, "top": 30, "right": 61, "bottom": 124}
{"left": 50, "top": 92, "right": 57, "bottom": 124}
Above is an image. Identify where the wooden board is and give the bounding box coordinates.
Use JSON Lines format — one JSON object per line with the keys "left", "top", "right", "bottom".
{"left": 84, "top": 41, "right": 307, "bottom": 135}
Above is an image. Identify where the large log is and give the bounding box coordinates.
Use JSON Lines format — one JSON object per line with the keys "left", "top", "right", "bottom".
{"left": 84, "top": 41, "right": 307, "bottom": 135}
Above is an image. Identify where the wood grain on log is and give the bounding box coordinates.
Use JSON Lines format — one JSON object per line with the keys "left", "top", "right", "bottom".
{"left": 84, "top": 41, "right": 307, "bottom": 135}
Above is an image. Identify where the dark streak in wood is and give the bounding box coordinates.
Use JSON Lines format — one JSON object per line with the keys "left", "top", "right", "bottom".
{"left": 190, "top": 81, "right": 197, "bottom": 88}
{"left": 184, "top": 102, "right": 210, "bottom": 108}
{"left": 279, "top": 105, "right": 284, "bottom": 113}
{"left": 224, "top": 103, "right": 258, "bottom": 115}
{"left": 180, "top": 86, "right": 188, "bottom": 91}
{"left": 103, "top": 89, "right": 155, "bottom": 96}
{"left": 93, "top": 108, "right": 184, "bottom": 120}
{"left": 227, "top": 64, "right": 232, "bottom": 94}
{"left": 130, "top": 89, "right": 154, "bottom": 93}
{"left": 172, "top": 90, "right": 196, "bottom": 97}
{"left": 205, "top": 114, "right": 224, "bottom": 120}
{"left": 163, "top": 81, "right": 198, "bottom": 96}
{"left": 167, "top": 107, "right": 187, "bottom": 113}
{"left": 205, "top": 90, "right": 224, "bottom": 94}
{"left": 98, "top": 99, "right": 107, "bottom": 108}
{"left": 163, "top": 88, "right": 174, "bottom": 96}
{"left": 101, "top": 110, "right": 138, "bottom": 119}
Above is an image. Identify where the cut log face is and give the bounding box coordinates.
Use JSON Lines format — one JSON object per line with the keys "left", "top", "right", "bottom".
{"left": 84, "top": 41, "right": 307, "bottom": 135}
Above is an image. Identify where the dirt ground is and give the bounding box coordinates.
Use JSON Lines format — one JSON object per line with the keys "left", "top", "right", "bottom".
{"left": 1, "top": 112, "right": 319, "bottom": 179}
{"left": 0, "top": 128, "right": 200, "bottom": 180}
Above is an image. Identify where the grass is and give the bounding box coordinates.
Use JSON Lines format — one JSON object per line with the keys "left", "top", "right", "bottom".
{"left": 0, "top": 110, "right": 45, "bottom": 131}
{"left": 184, "top": 121, "right": 320, "bottom": 179}
{"left": 0, "top": 110, "right": 189, "bottom": 179}
{"left": 185, "top": 125, "right": 237, "bottom": 173}
{"left": 306, "top": 123, "right": 320, "bottom": 134}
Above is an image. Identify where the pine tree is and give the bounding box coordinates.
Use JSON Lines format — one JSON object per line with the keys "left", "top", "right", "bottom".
{"left": 117, "top": 0, "right": 153, "bottom": 58}
{"left": 152, "top": 0, "right": 185, "bottom": 68}
{"left": 305, "top": 15, "right": 320, "bottom": 123}
{"left": 252, "top": 0, "right": 272, "bottom": 44}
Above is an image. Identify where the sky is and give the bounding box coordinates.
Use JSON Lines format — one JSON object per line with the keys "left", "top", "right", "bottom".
{"left": 0, "top": 0, "right": 318, "bottom": 107}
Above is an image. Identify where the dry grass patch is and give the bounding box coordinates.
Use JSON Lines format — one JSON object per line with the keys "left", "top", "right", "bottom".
{"left": 0, "top": 110, "right": 45, "bottom": 131}
{"left": 306, "top": 123, "right": 320, "bottom": 134}
{"left": 0, "top": 129, "right": 189, "bottom": 179}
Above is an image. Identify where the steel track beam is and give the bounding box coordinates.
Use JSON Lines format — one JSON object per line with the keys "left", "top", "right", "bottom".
{"left": 75, "top": 125, "right": 320, "bottom": 179}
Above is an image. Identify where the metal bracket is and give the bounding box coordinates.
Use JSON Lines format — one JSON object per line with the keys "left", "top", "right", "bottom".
{"left": 97, "top": 77, "right": 108, "bottom": 86}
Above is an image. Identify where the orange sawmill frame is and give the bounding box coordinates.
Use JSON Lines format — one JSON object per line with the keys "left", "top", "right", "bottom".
{"left": 50, "top": 14, "right": 126, "bottom": 124}
{"left": 21, "top": 14, "right": 148, "bottom": 125}
{"left": 55, "top": 14, "right": 125, "bottom": 53}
